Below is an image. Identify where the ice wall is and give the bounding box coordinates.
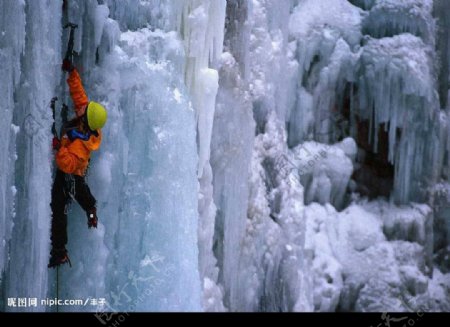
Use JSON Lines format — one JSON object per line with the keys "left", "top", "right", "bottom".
{"left": 210, "top": 0, "right": 254, "bottom": 310}
{"left": 285, "top": 0, "right": 449, "bottom": 311}
{"left": 240, "top": 112, "right": 312, "bottom": 311}
{"left": 0, "top": 0, "right": 25, "bottom": 289}
{"left": 356, "top": 0, "right": 441, "bottom": 204}
{"left": 0, "top": 0, "right": 61, "bottom": 311}
{"left": 218, "top": 0, "right": 450, "bottom": 311}
{"left": 177, "top": 0, "right": 227, "bottom": 311}
{"left": 247, "top": 0, "right": 294, "bottom": 128}
{"left": 286, "top": 0, "right": 445, "bottom": 205}
{"left": 210, "top": 0, "right": 313, "bottom": 311}
{"left": 57, "top": 0, "right": 231, "bottom": 312}
{"left": 0, "top": 0, "right": 228, "bottom": 312}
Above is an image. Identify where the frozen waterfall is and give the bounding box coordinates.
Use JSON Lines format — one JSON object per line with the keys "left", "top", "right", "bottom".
{"left": 1, "top": 0, "right": 449, "bottom": 313}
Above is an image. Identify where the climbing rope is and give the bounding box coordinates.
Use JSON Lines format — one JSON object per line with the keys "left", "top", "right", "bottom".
{"left": 56, "top": 266, "right": 60, "bottom": 313}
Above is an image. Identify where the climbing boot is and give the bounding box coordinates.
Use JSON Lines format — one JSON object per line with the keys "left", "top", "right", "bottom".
{"left": 48, "top": 248, "right": 72, "bottom": 268}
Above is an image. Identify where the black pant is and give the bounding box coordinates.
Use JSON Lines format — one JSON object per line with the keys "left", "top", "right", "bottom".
{"left": 50, "top": 170, "right": 96, "bottom": 249}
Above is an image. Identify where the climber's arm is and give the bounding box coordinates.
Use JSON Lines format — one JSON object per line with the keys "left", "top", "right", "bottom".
{"left": 67, "top": 69, "right": 89, "bottom": 117}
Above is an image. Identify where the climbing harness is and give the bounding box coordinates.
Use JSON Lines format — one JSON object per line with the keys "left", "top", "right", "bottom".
{"left": 67, "top": 128, "right": 92, "bottom": 142}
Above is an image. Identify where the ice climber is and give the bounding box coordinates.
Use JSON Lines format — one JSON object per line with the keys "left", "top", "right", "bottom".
{"left": 48, "top": 59, "right": 107, "bottom": 268}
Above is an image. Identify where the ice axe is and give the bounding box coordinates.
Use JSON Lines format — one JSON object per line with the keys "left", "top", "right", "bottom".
{"left": 50, "top": 97, "right": 58, "bottom": 138}
{"left": 64, "top": 23, "right": 78, "bottom": 65}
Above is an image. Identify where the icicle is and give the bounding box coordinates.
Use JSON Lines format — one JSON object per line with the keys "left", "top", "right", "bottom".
{"left": 288, "top": 0, "right": 361, "bottom": 146}
{"left": 358, "top": 34, "right": 440, "bottom": 203}
{"left": 177, "top": 0, "right": 226, "bottom": 177}
{"left": 362, "top": 0, "right": 435, "bottom": 46}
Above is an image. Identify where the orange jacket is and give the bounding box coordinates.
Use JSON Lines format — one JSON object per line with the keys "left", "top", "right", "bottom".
{"left": 55, "top": 69, "right": 102, "bottom": 176}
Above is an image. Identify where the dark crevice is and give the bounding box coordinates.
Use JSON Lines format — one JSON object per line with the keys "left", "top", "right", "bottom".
{"left": 348, "top": 0, "right": 376, "bottom": 11}
{"left": 352, "top": 120, "right": 395, "bottom": 200}
{"left": 325, "top": 83, "right": 395, "bottom": 201}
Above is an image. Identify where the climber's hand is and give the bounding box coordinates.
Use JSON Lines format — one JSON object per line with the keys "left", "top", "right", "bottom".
{"left": 87, "top": 207, "right": 98, "bottom": 229}
{"left": 62, "top": 59, "right": 74, "bottom": 72}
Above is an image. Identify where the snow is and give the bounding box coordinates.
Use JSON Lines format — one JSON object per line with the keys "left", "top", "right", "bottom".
{"left": 304, "top": 200, "right": 447, "bottom": 312}
{"left": 305, "top": 203, "right": 343, "bottom": 312}
{"left": 425, "top": 269, "right": 450, "bottom": 311}
{"left": 289, "top": 0, "right": 362, "bottom": 47}
{"left": 173, "top": 88, "right": 182, "bottom": 104}
{"left": 292, "top": 138, "right": 357, "bottom": 209}
{"left": 362, "top": 200, "right": 432, "bottom": 246}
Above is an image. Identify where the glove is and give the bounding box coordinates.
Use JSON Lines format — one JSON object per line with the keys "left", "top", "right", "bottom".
{"left": 52, "top": 137, "right": 61, "bottom": 151}
{"left": 87, "top": 207, "right": 98, "bottom": 229}
{"left": 62, "top": 59, "right": 74, "bottom": 72}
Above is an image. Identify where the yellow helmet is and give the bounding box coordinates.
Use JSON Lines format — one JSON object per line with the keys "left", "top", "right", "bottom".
{"left": 86, "top": 101, "right": 107, "bottom": 131}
